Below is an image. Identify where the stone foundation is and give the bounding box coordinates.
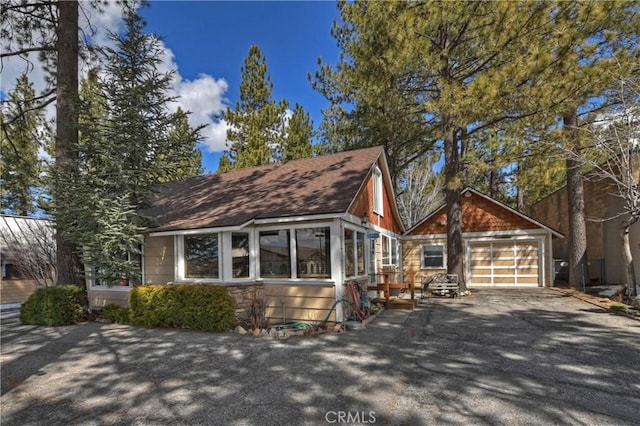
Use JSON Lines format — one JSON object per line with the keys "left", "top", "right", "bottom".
{"left": 226, "top": 282, "right": 264, "bottom": 323}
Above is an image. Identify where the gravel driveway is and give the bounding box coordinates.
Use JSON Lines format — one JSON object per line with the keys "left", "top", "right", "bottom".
{"left": 1, "top": 288, "right": 639, "bottom": 425}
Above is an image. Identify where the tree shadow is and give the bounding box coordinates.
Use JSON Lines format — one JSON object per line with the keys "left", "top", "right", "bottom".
{"left": 2, "top": 289, "right": 639, "bottom": 425}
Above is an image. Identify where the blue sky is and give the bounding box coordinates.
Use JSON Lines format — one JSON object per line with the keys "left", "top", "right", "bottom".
{"left": 141, "top": 1, "right": 342, "bottom": 173}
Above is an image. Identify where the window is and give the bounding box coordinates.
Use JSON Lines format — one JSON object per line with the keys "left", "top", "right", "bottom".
{"left": 357, "top": 232, "right": 365, "bottom": 275}
{"left": 1, "top": 263, "right": 22, "bottom": 279}
{"left": 344, "top": 229, "right": 355, "bottom": 277}
{"left": 373, "top": 165, "right": 384, "bottom": 215}
{"left": 382, "top": 235, "right": 398, "bottom": 266}
{"left": 259, "top": 230, "right": 291, "bottom": 278}
{"left": 296, "top": 227, "right": 331, "bottom": 278}
{"left": 368, "top": 236, "right": 377, "bottom": 277}
{"left": 185, "top": 234, "right": 219, "bottom": 278}
{"left": 344, "top": 228, "right": 365, "bottom": 277}
{"left": 92, "top": 250, "right": 142, "bottom": 287}
{"left": 421, "top": 244, "right": 445, "bottom": 268}
{"left": 231, "top": 232, "right": 250, "bottom": 278}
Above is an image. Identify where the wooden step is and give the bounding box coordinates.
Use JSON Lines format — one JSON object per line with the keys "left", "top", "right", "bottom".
{"left": 387, "top": 299, "right": 416, "bottom": 310}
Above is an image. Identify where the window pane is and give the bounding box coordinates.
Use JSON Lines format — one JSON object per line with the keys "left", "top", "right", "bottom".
{"left": 368, "top": 237, "right": 376, "bottom": 276}
{"left": 390, "top": 238, "right": 398, "bottom": 266}
{"left": 382, "top": 236, "right": 389, "bottom": 265}
{"left": 344, "top": 228, "right": 355, "bottom": 277}
{"left": 373, "top": 166, "right": 383, "bottom": 215}
{"left": 232, "top": 232, "right": 250, "bottom": 278}
{"left": 422, "top": 245, "right": 444, "bottom": 268}
{"left": 260, "top": 230, "right": 291, "bottom": 278}
{"left": 185, "top": 235, "right": 219, "bottom": 278}
{"left": 296, "top": 227, "right": 331, "bottom": 279}
{"left": 357, "top": 232, "right": 365, "bottom": 275}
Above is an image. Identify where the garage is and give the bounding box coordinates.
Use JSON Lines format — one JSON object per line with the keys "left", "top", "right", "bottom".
{"left": 402, "top": 188, "right": 563, "bottom": 289}
{"left": 468, "top": 240, "right": 541, "bottom": 287}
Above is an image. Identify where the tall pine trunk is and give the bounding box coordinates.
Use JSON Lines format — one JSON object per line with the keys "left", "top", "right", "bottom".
{"left": 444, "top": 117, "right": 465, "bottom": 291}
{"left": 54, "top": 0, "right": 82, "bottom": 286}
{"left": 564, "top": 111, "right": 590, "bottom": 291}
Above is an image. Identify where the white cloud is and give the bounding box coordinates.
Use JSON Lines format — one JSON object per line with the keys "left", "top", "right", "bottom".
{"left": 172, "top": 74, "right": 230, "bottom": 152}
{"left": 2, "top": 2, "right": 231, "bottom": 153}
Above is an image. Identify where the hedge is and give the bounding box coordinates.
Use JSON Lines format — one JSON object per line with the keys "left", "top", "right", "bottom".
{"left": 101, "top": 304, "right": 131, "bottom": 324}
{"left": 129, "top": 284, "right": 235, "bottom": 332}
{"left": 20, "top": 285, "right": 86, "bottom": 326}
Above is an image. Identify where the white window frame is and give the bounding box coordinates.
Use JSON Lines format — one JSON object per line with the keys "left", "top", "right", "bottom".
{"left": 344, "top": 224, "right": 367, "bottom": 279}
{"left": 256, "top": 223, "right": 334, "bottom": 281}
{"left": 223, "top": 231, "right": 254, "bottom": 282}
{"left": 421, "top": 244, "right": 446, "bottom": 269}
{"left": 381, "top": 234, "right": 398, "bottom": 267}
{"left": 372, "top": 165, "right": 384, "bottom": 216}
{"left": 177, "top": 233, "right": 222, "bottom": 282}
{"left": 90, "top": 248, "right": 142, "bottom": 290}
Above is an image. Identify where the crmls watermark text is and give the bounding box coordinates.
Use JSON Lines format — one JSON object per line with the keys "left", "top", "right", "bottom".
{"left": 324, "top": 411, "right": 377, "bottom": 424}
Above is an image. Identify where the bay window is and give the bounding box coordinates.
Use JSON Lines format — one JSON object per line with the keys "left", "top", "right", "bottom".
{"left": 231, "top": 232, "right": 250, "bottom": 278}
{"left": 296, "top": 227, "right": 331, "bottom": 279}
{"left": 259, "top": 230, "right": 291, "bottom": 278}
{"left": 185, "top": 234, "right": 219, "bottom": 278}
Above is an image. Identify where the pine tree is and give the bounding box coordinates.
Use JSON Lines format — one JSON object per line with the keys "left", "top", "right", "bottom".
{"left": 0, "top": 75, "right": 47, "bottom": 215}
{"left": 2, "top": 0, "right": 86, "bottom": 285}
{"left": 313, "top": 1, "right": 558, "bottom": 289}
{"left": 57, "top": 4, "right": 204, "bottom": 285}
{"left": 157, "top": 107, "right": 204, "bottom": 182}
{"left": 280, "top": 103, "right": 313, "bottom": 162}
{"left": 221, "top": 45, "right": 288, "bottom": 170}
{"left": 527, "top": 1, "right": 640, "bottom": 290}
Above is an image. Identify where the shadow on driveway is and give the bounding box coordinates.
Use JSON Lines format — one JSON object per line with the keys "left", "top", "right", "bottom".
{"left": 1, "top": 288, "right": 639, "bottom": 425}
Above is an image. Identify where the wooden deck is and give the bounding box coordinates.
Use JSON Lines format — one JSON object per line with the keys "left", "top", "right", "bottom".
{"left": 367, "top": 281, "right": 417, "bottom": 310}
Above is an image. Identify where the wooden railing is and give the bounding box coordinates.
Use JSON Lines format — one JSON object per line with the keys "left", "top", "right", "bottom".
{"left": 367, "top": 272, "right": 416, "bottom": 309}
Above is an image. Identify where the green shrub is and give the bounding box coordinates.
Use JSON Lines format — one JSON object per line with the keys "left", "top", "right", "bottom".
{"left": 102, "top": 304, "right": 131, "bottom": 323}
{"left": 20, "top": 285, "right": 86, "bottom": 326}
{"left": 610, "top": 304, "right": 630, "bottom": 313}
{"left": 129, "top": 284, "right": 235, "bottom": 332}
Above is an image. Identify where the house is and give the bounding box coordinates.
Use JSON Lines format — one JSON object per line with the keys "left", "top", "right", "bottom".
{"left": 528, "top": 166, "right": 640, "bottom": 286}
{"left": 0, "top": 215, "right": 55, "bottom": 306}
{"left": 86, "top": 146, "right": 405, "bottom": 324}
{"left": 403, "top": 188, "right": 562, "bottom": 288}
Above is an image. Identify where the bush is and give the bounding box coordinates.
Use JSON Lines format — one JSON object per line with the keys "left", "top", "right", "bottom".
{"left": 129, "top": 284, "right": 235, "bottom": 332}
{"left": 20, "top": 285, "right": 86, "bottom": 326}
{"left": 101, "top": 304, "right": 130, "bottom": 324}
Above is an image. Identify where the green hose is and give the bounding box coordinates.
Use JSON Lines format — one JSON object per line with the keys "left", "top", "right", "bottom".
{"left": 266, "top": 298, "right": 356, "bottom": 335}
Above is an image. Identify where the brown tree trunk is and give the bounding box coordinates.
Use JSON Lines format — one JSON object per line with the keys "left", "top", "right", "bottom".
{"left": 621, "top": 224, "right": 638, "bottom": 298}
{"left": 564, "top": 111, "right": 590, "bottom": 291}
{"left": 54, "top": 0, "right": 82, "bottom": 286}
{"left": 444, "top": 117, "right": 465, "bottom": 291}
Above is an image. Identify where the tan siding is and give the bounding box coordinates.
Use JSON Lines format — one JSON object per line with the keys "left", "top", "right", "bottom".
{"left": 263, "top": 283, "right": 336, "bottom": 324}
{"left": 402, "top": 238, "right": 447, "bottom": 286}
{"left": 0, "top": 279, "right": 38, "bottom": 304}
{"left": 144, "top": 235, "right": 175, "bottom": 283}
{"left": 529, "top": 175, "right": 631, "bottom": 284}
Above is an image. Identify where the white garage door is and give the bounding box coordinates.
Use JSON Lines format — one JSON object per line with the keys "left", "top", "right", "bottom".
{"left": 468, "top": 240, "right": 540, "bottom": 287}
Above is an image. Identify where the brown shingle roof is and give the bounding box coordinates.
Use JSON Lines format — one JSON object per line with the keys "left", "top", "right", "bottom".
{"left": 144, "top": 146, "right": 385, "bottom": 232}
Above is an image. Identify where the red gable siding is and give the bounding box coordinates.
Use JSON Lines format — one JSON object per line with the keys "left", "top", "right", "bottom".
{"left": 409, "top": 192, "right": 540, "bottom": 235}
{"left": 349, "top": 168, "right": 403, "bottom": 234}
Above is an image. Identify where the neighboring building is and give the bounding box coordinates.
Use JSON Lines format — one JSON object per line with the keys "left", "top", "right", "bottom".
{"left": 0, "top": 215, "right": 55, "bottom": 305}
{"left": 86, "top": 146, "right": 405, "bottom": 324}
{"left": 529, "top": 169, "right": 640, "bottom": 286}
{"left": 404, "top": 188, "right": 562, "bottom": 288}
